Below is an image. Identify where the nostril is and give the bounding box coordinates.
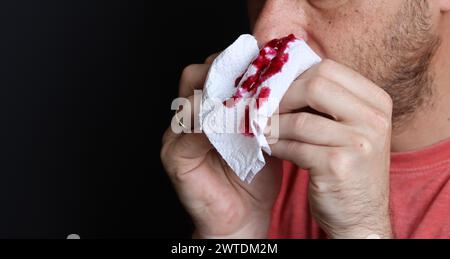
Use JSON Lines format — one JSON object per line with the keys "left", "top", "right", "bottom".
{"left": 293, "top": 31, "right": 308, "bottom": 42}
{"left": 254, "top": 31, "right": 309, "bottom": 48}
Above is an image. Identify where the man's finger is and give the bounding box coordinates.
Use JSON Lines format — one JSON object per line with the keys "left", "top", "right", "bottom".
{"left": 179, "top": 64, "right": 210, "bottom": 97}
{"left": 204, "top": 53, "right": 220, "bottom": 64}
{"left": 279, "top": 75, "right": 372, "bottom": 123}
{"left": 161, "top": 131, "right": 213, "bottom": 179}
{"left": 276, "top": 112, "right": 358, "bottom": 147}
{"left": 270, "top": 140, "right": 330, "bottom": 171}
{"left": 170, "top": 133, "right": 212, "bottom": 161}
{"left": 311, "top": 60, "right": 392, "bottom": 113}
{"left": 162, "top": 126, "right": 181, "bottom": 146}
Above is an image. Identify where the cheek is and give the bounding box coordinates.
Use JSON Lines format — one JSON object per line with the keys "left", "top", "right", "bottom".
{"left": 305, "top": 7, "right": 356, "bottom": 57}
{"left": 308, "top": 20, "right": 358, "bottom": 62}
{"left": 307, "top": 7, "right": 386, "bottom": 65}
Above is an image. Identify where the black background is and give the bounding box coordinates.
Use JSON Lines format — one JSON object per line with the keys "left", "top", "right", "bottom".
{"left": 0, "top": 0, "right": 250, "bottom": 238}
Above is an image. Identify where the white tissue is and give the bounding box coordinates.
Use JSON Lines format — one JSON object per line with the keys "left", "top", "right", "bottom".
{"left": 200, "top": 34, "right": 321, "bottom": 183}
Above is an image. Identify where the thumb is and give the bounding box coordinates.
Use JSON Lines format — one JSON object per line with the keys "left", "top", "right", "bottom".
{"left": 162, "top": 131, "right": 213, "bottom": 176}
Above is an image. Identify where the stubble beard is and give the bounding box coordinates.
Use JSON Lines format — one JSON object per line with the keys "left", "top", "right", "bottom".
{"left": 348, "top": 0, "right": 441, "bottom": 132}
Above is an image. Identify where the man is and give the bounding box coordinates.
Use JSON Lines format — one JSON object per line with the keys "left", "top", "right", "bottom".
{"left": 161, "top": 0, "right": 450, "bottom": 238}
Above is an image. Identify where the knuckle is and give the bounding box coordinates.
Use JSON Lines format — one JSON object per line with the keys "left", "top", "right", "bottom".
{"left": 327, "top": 150, "right": 354, "bottom": 180}
{"left": 349, "top": 134, "right": 373, "bottom": 155}
{"left": 293, "top": 113, "right": 309, "bottom": 130}
{"left": 205, "top": 53, "right": 219, "bottom": 64}
{"left": 368, "top": 109, "right": 392, "bottom": 133}
{"left": 180, "top": 64, "right": 200, "bottom": 83}
{"left": 380, "top": 92, "right": 394, "bottom": 114}
{"left": 172, "top": 170, "right": 188, "bottom": 183}
{"left": 166, "top": 157, "right": 189, "bottom": 183}
{"left": 316, "top": 59, "right": 336, "bottom": 76}
{"left": 306, "top": 76, "right": 327, "bottom": 97}
{"left": 286, "top": 141, "right": 300, "bottom": 155}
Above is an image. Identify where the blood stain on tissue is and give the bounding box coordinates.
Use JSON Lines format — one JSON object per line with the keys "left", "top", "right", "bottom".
{"left": 256, "top": 87, "right": 271, "bottom": 109}
{"left": 228, "top": 34, "right": 296, "bottom": 108}
{"left": 235, "top": 75, "right": 244, "bottom": 87}
{"left": 226, "top": 34, "right": 297, "bottom": 137}
{"left": 243, "top": 105, "right": 253, "bottom": 137}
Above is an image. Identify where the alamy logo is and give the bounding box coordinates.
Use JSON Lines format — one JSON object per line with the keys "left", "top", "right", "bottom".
{"left": 170, "top": 90, "right": 280, "bottom": 143}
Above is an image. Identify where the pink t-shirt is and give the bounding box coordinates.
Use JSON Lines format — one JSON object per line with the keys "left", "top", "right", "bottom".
{"left": 268, "top": 138, "right": 450, "bottom": 239}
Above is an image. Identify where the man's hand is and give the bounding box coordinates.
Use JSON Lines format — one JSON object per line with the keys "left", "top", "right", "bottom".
{"left": 271, "top": 59, "right": 394, "bottom": 239}
{"left": 161, "top": 54, "right": 282, "bottom": 239}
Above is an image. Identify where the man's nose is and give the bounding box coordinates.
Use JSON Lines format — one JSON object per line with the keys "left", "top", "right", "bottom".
{"left": 252, "top": 0, "right": 309, "bottom": 47}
